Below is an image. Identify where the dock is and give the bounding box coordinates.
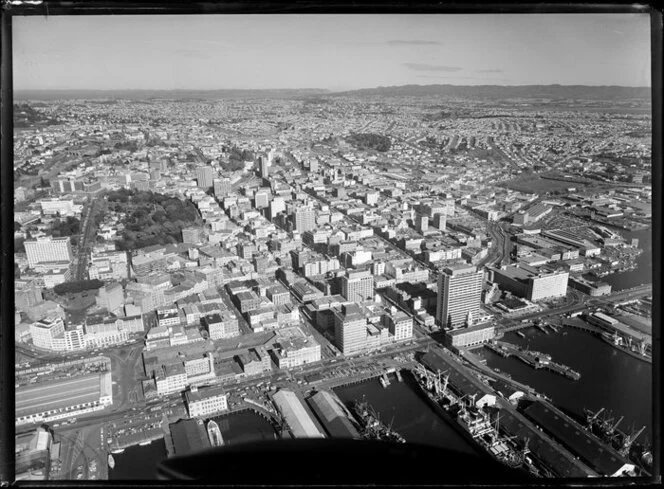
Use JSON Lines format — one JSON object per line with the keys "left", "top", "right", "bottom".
{"left": 485, "top": 341, "right": 580, "bottom": 381}
{"left": 419, "top": 348, "right": 598, "bottom": 478}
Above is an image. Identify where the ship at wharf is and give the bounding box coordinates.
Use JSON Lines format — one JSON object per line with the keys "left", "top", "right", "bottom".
{"left": 582, "top": 407, "right": 651, "bottom": 474}
{"left": 484, "top": 340, "right": 581, "bottom": 380}
{"left": 350, "top": 399, "right": 406, "bottom": 444}
{"left": 206, "top": 420, "right": 224, "bottom": 447}
{"left": 411, "top": 364, "right": 538, "bottom": 476}
{"left": 414, "top": 348, "right": 640, "bottom": 478}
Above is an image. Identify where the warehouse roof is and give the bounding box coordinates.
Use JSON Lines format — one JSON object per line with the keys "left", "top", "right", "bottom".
{"left": 273, "top": 390, "right": 325, "bottom": 439}
{"left": 16, "top": 373, "right": 102, "bottom": 418}
{"left": 307, "top": 390, "right": 359, "bottom": 439}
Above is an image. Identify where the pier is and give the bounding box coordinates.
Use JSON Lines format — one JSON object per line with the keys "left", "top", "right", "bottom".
{"left": 316, "top": 362, "right": 416, "bottom": 390}
{"left": 484, "top": 341, "right": 580, "bottom": 380}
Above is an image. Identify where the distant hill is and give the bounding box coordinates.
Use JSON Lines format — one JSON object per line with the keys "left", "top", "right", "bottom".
{"left": 14, "top": 103, "right": 61, "bottom": 127}
{"left": 14, "top": 88, "right": 330, "bottom": 101}
{"left": 329, "top": 84, "right": 651, "bottom": 101}
{"left": 14, "top": 85, "right": 651, "bottom": 102}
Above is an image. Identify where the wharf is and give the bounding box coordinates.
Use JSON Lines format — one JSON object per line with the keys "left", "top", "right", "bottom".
{"left": 109, "top": 428, "right": 164, "bottom": 452}
{"left": 486, "top": 341, "right": 580, "bottom": 380}
{"left": 323, "top": 370, "right": 391, "bottom": 390}
{"left": 522, "top": 399, "right": 636, "bottom": 476}
{"left": 314, "top": 361, "right": 417, "bottom": 390}
{"left": 420, "top": 348, "right": 597, "bottom": 478}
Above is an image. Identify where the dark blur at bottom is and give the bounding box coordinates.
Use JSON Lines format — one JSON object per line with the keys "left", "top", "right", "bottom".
{"left": 157, "top": 438, "right": 536, "bottom": 485}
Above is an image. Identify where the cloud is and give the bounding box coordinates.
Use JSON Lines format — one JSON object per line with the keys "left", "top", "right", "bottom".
{"left": 476, "top": 69, "right": 504, "bottom": 73}
{"left": 387, "top": 40, "right": 441, "bottom": 46}
{"left": 404, "top": 63, "right": 462, "bottom": 72}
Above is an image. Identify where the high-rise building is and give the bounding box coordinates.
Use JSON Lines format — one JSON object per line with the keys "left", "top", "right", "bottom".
{"left": 258, "top": 156, "right": 269, "bottom": 179}
{"left": 269, "top": 197, "right": 286, "bottom": 221}
{"left": 340, "top": 269, "right": 374, "bottom": 303}
{"left": 436, "top": 264, "right": 484, "bottom": 329}
{"left": 213, "top": 178, "right": 232, "bottom": 198}
{"left": 433, "top": 213, "right": 447, "bottom": 231}
{"left": 196, "top": 166, "right": 215, "bottom": 189}
{"left": 24, "top": 237, "right": 73, "bottom": 268}
{"left": 333, "top": 303, "right": 368, "bottom": 355}
{"left": 488, "top": 264, "right": 568, "bottom": 302}
{"left": 417, "top": 215, "right": 429, "bottom": 233}
{"left": 293, "top": 207, "right": 316, "bottom": 233}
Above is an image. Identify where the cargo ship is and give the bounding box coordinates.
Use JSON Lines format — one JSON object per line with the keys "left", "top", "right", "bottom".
{"left": 351, "top": 400, "right": 406, "bottom": 443}
{"left": 206, "top": 420, "right": 224, "bottom": 447}
{"left": 107, "top": 454, "right": 115, "bottom": 470}
{"left": 583, "top": 407, "right": 649, "bottom": 462}
{"left": 412, "top": 365, "right": 535, "bottom": 475}
{"left": 599, "top": 332, "right": 651, "bottom": 364}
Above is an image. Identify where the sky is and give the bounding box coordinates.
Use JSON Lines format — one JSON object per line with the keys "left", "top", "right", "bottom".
{"left": 13, "top": 14, "right": 651, "bottom": 91}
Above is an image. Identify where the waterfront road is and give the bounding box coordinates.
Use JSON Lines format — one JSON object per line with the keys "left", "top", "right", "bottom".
{"left": 497, "top": 284, "right": 652, "bottom": 331}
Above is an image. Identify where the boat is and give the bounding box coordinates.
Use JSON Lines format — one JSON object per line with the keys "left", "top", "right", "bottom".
{"left": 139, "top": 440, "right": 152, "bottom": 446}
{"left": 351, "top": 400, "right": 406, "bottom": 443}
{"left": 107, "top": 454, "right": 115, "bottom": 470}
{"left": 207, "top": 420, "right": 224, "bottom": 447}
{"left": 111, "top": 448, "right": 125, "bottom": 454}
{"left": 598, "top": 333, "right": 651, "bottom": 364}
{"left": 516, "top": 332, "right": 526, "bottom": 339}
{"left": 412, "top": 368, "right": 528, "bottom": 472}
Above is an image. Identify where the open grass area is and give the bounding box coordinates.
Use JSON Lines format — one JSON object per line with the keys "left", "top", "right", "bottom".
{"left": 499, "top": 174, "right": 583, "bottom": 194}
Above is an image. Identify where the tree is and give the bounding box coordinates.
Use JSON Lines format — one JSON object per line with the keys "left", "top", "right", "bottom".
{"left": 53, "top": 279, "right": 104, "bottom": 295}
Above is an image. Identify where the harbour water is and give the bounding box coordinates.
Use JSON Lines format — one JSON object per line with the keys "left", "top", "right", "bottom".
{"left": 108, "top": 438, "right": 167, "bottom": 480}
{"left": 477, "top": 328, "right": 652, "bottom": 443}
{"left": 108, "top": 410, "right": 276, "bottom": 480}
{"left": 603, "top": 228, "right": 652, "bottom": 291}
{"left": 334, "top": 373, "right": 485, "bottom": 456}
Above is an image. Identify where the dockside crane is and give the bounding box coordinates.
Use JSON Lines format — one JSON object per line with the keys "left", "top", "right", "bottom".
{"left": 607, "top": 416, "right": 624, "bottom": 436}
{"left": 620, "top": 425, "right": 646, "bottom": 457}
{"left": 584, "top": 407, "right": 605, "bottom": 426}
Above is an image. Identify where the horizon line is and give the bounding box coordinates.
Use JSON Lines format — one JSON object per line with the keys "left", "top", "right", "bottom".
{"left": 14, "top": 83, "right": 653, "bottom": 93}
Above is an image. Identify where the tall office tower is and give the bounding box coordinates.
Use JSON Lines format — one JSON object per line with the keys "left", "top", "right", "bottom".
{"left": 433, "top": 213, "right": 447, "bottom": 231}
{"left": 196, "top": 166, "right": 215, "bottom": 189}
{"left": 258, "top": 156, "right": 269, "bottom": 179}
{"left": 341, "top": 269, "right": 374, "bottom": 303}
{"left": 269, "top": 197, "right": 286, "bottom": 221}
{"left": 333, "top": 303, "right": 368, "bottom": 355}
{"left": 24, "top": 237, "right": 73, "bottom": 268}
{"left": 416, "top": 215, "right": 429, "bottom": 233}
{"left": 293, "top": 207, "right": 316, "bottom": 233}
{"left": 213, "top": 178, "right": 232, "bottom": 198}
{"left": 436, "top": 264, "right": 484, "bottom": 329}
